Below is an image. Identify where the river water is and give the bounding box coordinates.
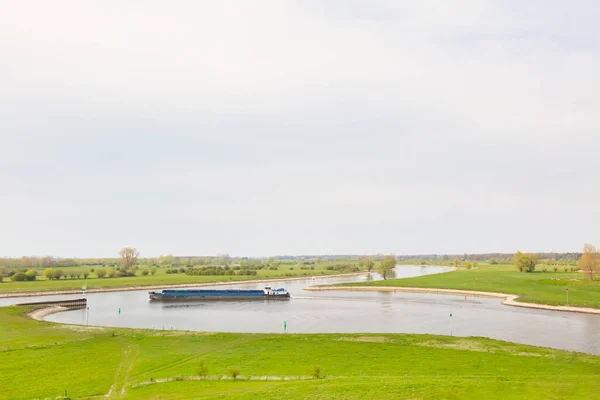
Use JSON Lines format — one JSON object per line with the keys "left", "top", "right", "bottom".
{"left": 2, "top": 266, "right": 599, "bottom": 355}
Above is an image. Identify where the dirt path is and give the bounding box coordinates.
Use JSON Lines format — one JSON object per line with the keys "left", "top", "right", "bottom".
{"left": 0, "top": 272, "right": 365, "bottom": 299}
{"left": 304, "top": 286, "right": 600, "bottom": 315}
{"left": 106, "top": 341, "right": 139, "bottom": 399}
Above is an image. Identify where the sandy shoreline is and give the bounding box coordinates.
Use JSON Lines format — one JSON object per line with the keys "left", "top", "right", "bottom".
{"left": 304, "top": 286, "right": 600, "bottom": 315}
{"left": 28, "top": 306, "right": 69, "bottom": 321}
{"left": 0, "top": 272, "right": 365, "bottom": 299}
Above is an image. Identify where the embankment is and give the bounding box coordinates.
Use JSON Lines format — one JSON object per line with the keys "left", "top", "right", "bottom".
{"left": 304, "top": 286, "right": 600, "bottom": 315}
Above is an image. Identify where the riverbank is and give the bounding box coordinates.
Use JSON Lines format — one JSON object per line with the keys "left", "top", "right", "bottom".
{"left": 2, "top": 305, "right": 598, "bottom": 400}
{"left": 305, "top": 286, "right": 600, "bottom": 315}
{"left": 0, "top": 271, "right": 365, "bottom": 299}
{"left": 342, "top": 263, "right": 600, "bottom": 309}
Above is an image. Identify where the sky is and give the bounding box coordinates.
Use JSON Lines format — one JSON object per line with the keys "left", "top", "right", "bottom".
{"left": 1, "top": 1, "right": 599, "bottom": 258}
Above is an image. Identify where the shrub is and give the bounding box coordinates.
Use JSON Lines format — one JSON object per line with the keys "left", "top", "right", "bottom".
{"left": 141, "top": 270, "right": 149, "bottom": 276}
{"left": 90, "top": 268, "right": 95, "bottom": 273}
{"left": 43, "top": 268, "right": 55, "bottom": 280}
{"left": 96, "top": 269, "right": 107, "bottom": 278}
{"left": 25, "top": 270, "right": 37, "bottom": 281}
{"left": 228, "top": 368, "right": 241, "bottom": 379}
{"left": 106, "top": 268, "right": 116, "bottom": 278}
{"left": 198, "top": 360, "right": 208, "bottom": 377}
{"left": 150, "top": 267, "right": 157, "bottom": 276}
{"left": 53, "top": 269, "right": 64, "bottom": 279}
{"left": 564, "top": 267, "right": 568, "bottom": 272}
{"left": 312, "top": 365, "right": 322, "bottom": 379}
{"left": 12, "top": 272, "right": 26, "bottom": 281}
{"left": 554, "top": 267, "right": 558, "bottom": 272}
{"left": 543, "top": 268, "right": 547, "bottom": 272}
{"left": 83, "top": 272, "right": 89, "bottom": 278}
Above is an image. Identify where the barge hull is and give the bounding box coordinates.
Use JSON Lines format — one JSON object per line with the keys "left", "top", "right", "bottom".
{"left": 150, "top": 295, "right": 290, "bottom": 301}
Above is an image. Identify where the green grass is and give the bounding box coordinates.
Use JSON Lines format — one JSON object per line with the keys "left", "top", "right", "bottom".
{"left": 344, "top": 264, "right": 600, "bottom": 308}
{"left": 0, "top": 306, "right": 598, "bottom": 399}
{"left": 0, "top": 262, "right": 346, "bottom": 294}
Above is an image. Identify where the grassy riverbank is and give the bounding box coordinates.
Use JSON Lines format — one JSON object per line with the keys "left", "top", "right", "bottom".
{"left": 0, "top": 262, "right": 349, "bottom": 294}
{"left": 1, "top": 306, "right": 599, "bottom": 399}
{"left": 344, "top": 264, "right": 600, "bottom": 308}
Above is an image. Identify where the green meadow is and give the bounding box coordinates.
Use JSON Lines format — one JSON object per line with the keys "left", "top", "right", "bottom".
{"left": 0, "top": 262, "right": 347, "bottom": 294}
{"left": 1, "top": 306, "right": 598, "bottom": 399}
{"left": 347, "top": 264, "right": 600, "bottom": 308}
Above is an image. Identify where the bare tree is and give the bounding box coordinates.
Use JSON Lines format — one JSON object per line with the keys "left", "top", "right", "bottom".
{"left": 579, "top": 244, "right": 599, "bottom": 280}
{"left": 119, "top": 247, "right": 139, "bottom": 271}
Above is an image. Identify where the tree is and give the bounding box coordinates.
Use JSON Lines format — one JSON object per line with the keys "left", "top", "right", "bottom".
{"left": 464, "top": 261, "right": 472, "bottom": 270}
{"left": 514, "top": 251, "right": 538, "bottom": 273}
{"left": 53, "top": 269, "right": 64, "bottom": 280}
{"left": 12, "top": 272, "right": 26, "bottom": 281}
{"left": 228, "top": 368, "right": 241, "bottom": 379}
{"left": 579, "top": 244, "right": 599, "bottom": 281}
{"left": 106, "top": 267, "right": 116, "bottom": 278}
{"left": 312, "top": 365, "right": 322, "bottom": 379}
{"left": 83, "top": 271, "right": 89, "bottom": 279}
{"left": 378, "top": 254, "right": 396, "bottom": 280}
{"left": 364, "top": 259, "right": 375, "bottom": 272}
{"left": 452, "top": 257, "right": 460, "bottom": 268}
{"left": 159, "top": 255, "right": 174, "bottom": 265}
{"left": 358, "top": 257, "right": 365, "bottom": 268}
{"left": 488, "top": 257, "right": 498, "bottom": 264}
{"left": 472, "top": 260, "right": 478, "bottom": 269}
{"left": 43, "top": 268, "right": 55, "bottom": 280}
{"left": 150, "top": 266, "right": 157, "bottom": 276}
{"left": 96, "top": 268, "right": 107, "bottom": 278}
{"left": 198, "top": 360, "right": 208, "bottom": 378}
{"left": 119, "top": 247, "right": 139, "bottom": 271}
{"left": 25, "top": 270, "right": 37, "bottom": 281}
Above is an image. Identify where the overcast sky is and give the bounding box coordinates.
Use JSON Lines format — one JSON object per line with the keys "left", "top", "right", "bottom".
{"left": 1, "top": 1, "right": 599, "bottom": 258}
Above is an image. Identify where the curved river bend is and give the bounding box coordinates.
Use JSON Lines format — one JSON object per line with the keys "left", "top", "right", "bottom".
{"left": 2, "top": 266, "right": 599, "bottom": 355}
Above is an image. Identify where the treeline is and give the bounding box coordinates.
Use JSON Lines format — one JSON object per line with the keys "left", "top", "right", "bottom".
{"left": 0, "top": 255, "right": 298, "bottom": 269}
{"left": 394, "top": 253, "right": 581, "bottom": 262}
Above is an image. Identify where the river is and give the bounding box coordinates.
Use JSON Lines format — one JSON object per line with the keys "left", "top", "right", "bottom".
{"left": 2, "top": 266, "right": 599, "bottom": 355}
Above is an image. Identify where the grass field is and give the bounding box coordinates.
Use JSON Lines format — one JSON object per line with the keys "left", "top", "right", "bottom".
{"left": 345, "top": 264, "right": 600, "bottom": 308}
{"left": 1, "top": 306, "right": 598, "bottom": 399}
{"left": 0, "top": 262, "right": 348, "bottom": 294}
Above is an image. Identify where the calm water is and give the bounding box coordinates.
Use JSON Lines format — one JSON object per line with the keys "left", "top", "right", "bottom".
{"left": 3, "top": 266, "right": 599, "bottom": 355}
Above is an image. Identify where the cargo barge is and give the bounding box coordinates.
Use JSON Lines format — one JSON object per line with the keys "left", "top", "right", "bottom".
{"left": 148, "top": 286, "right": 290, "bottom": 301}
